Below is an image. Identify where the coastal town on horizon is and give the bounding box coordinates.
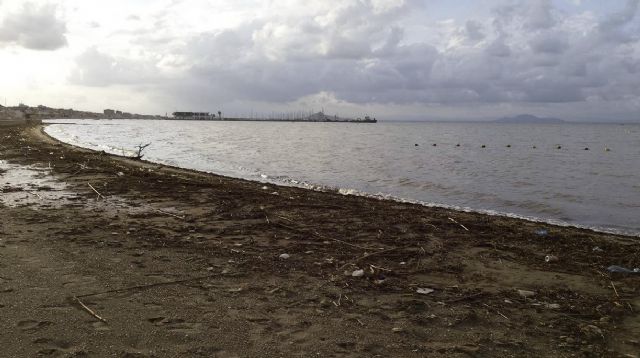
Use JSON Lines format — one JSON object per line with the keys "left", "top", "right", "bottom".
{"left": 0, "top": 103, "right": 378, "bottom": 123}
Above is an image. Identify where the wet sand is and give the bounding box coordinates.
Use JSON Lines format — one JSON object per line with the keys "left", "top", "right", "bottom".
{"left": 1, "top": 121, "right": 639, "bottom": 357}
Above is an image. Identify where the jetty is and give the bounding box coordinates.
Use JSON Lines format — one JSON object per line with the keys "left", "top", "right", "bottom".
{"left": 171, "top": 111, "right": 377, "bottom": 123}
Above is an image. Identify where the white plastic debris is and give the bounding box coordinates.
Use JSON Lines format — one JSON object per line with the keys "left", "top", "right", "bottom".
{"left": 517, "top": 289, "right": 536, "bottom": 298}
{"left": 351, "top": 269, "right": 365, "bottom": 277}
{"left": 544, "top": 255, "right": 559, "bottom": 262}
{"left": 279, "top": 253, "right": 290, "bottom": 260}
{"left": 416, "top": 287, "right": 435, "bottom": 295}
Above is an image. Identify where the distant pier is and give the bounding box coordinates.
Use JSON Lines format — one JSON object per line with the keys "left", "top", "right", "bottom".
{"left": 171, "top": 111, "right": 377, "bottom": 123}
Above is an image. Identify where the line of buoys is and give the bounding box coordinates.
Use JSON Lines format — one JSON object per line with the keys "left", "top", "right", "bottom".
{"left": 416, "top": 144, "right": 612, "bottom": 151}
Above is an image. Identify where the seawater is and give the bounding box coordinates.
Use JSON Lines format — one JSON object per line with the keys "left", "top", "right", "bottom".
{"left": 44, "top": 119, "right": 640, "bottom": 236}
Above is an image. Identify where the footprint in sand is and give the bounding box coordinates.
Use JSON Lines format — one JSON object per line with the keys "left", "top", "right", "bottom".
{"left": 147, "top": 317, "right": 203, "bottom": 335}
{"left": 33, "top": 337, "right": 84, "bottom": 356}
{"left": 17, "top": 320, "right": 53, "bottom": 332}
{"left": 92, "top": 321, "right": 111, "bottom": 331}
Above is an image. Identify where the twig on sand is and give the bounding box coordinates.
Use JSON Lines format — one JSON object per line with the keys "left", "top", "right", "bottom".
{"left": 370, "top": 264, "right": 393, "bottom": 272}
{"left": 445, "top": 292, "right": 487, "bottom": 304}
{"left": 312, "top": 230, "right": 373, "bottom": 250}
{"left": 73, "top": 296, "right": 107, "bottom": 323}
{"left": 611, "top": 281, "right": 620, "bottom": 298}
{"left": 340, "top": 247, "right": 401, "bottom": 269}
{"left": 150, "top": 207, "right": 185, "bottom": 220}
{"left": 87, "top": 183, "right": 105, "bottom": 200}
{"left": 26, "top": 191, "right": 43, "bottom": 199}
{"left": 448, "top": 217, "right": 470, "bottom": 231}
{"left": 483, "top": 303, "right": 509, "bottom": 320}
{"left": 76, "top": 273, "right": 219, "bottom": 299}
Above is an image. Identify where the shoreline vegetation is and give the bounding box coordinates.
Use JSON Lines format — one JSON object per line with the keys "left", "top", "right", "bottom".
{"left": 1, "top": 120, "right": 639, "bottom": 356}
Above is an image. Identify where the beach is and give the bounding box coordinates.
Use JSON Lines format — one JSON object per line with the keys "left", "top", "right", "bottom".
{"left": 1, "top": 121, "right": 639, "bottom": 356}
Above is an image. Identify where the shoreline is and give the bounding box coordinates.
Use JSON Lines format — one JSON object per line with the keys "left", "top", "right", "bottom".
{"left": 42, "top": 121, "right": 638, "bottom": 238}
{"left": 1, "top": 121, "right": 639, "bottom": 356}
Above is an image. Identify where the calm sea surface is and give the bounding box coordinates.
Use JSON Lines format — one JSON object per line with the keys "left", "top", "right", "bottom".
{"left": 44, "top": 119, "right": 640, "bottom": 236}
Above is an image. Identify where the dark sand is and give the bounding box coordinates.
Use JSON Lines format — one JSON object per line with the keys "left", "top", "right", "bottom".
{"left": 1, "top": 121, "right": 639, "bottom": 357}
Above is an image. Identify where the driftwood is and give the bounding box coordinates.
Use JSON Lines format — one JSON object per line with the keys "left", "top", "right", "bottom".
{"left": 73, "top": 296, "right": 107, "bottom": 323}
{"left": 448, "top": 217, "right": 470, "bottom": 231}
{"left": 87, "top": 183, "right": 105, "bottom": 200}
{"left": 339, "top": 246, "right": 402, "bottom": 269}
{"left": 134, "top": 143, "right": 151, "bottom": 160}
{"left": 76, "top": 273, "right": 219, "bottom": 299}
{"left": 150, "top": 207, "right": 185, "bottom": 220}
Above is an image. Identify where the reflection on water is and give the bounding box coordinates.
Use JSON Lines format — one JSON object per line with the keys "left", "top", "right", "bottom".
{"left": 44, "top": 120, "right": 640, "bottom": 236}
{"left": 0, "top": 160, "right": 78, "bottom": 208}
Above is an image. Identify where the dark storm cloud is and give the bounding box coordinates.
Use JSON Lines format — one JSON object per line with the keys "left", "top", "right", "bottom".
{"left": 0, "top": 2, "right": 67, "bottom": 50}
{"left": 69, "top": 0, "right": 640, "bottom": 117}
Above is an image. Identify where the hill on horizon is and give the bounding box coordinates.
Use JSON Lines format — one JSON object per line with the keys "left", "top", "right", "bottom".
{"left": 495, "top": 114, "right": 565, "bottom": 124}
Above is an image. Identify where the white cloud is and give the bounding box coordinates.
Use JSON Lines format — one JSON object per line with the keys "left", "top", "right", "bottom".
{"left": 2, "top": 0, "right": 640, "bottom": 121}
{"left": 0, "top": 2, "right": 67, "bottom": 50}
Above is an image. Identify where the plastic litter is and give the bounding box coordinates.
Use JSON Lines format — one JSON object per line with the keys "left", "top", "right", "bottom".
{"left": 416, "top": 288, "right": 435, "bottom": 295}
{"left": 517, "top": 289, "right": 536, "bottom": 298}
{"left": 607, "top": 265, "right": 640, "bottom": 274}
{"left": 535, "top": 229, "right": 549, "bottom": 237}
{"left": 351, "top": 269, "right": 365, "bottom": 277}
{"left": 545, "top": 255, "right": 559, "bottom": 263}
{"left": 279, "top": 253, "right": 290, "bottom": 260}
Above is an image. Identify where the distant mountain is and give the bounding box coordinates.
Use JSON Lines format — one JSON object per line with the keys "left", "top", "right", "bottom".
{"left": 494, "top": 114, "right": 565, "bottom": 124}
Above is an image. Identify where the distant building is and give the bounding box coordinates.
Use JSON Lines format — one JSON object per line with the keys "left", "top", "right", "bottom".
{"left": 104, "top": 109, "right": 115, "bottom": 116}
{"left": 172, "top": 112, "right": 212, "bottom": 120}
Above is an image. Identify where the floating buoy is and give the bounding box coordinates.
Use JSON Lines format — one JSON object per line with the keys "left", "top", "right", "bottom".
{"left": 481, "top": 145, "right": 486, "bottom": 148}
{"left": 506, "top": 144, "right": 511, "bottom": 148}
{"left": 584, "top": 147, "right": 589, "bottom": 151}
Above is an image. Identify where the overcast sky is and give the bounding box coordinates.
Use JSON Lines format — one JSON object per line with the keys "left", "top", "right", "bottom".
{"left": 0, "top": 0, "right": 639, "bottom": 121}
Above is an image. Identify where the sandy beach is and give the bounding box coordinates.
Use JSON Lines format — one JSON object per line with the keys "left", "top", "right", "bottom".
{"left": 1, "top": 121, "right": 639, "bottom": 357}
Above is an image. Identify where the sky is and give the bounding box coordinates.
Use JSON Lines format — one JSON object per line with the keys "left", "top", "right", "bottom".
{"left": 0, "top": 0, "right": 639, "bottom": 121}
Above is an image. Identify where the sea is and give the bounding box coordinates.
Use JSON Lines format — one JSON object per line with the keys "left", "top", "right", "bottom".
{"left": 43, "top": 119, "right": 640, "bottom": 236}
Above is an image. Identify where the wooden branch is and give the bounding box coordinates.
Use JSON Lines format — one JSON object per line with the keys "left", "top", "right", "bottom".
{"left": 87, "top": 183, "right": 105, "bottom": 200}
{"left": 312, "top": 230, "right": 374, "bottom": 250}
{"left": 76, "top": 273, "right": 219, "bottom": 299}
{"left": 611, "top": 281, "right": 620, "bottom": 298}
{"left": 150, "top": 207, "right": 185, "bottom": 220}
{"left": 448, "top": 217, "right": 469, "bottom": 231}
{"left": 340, "top": 247, "right": 401, "bottom": 269}
{"left": 73, "top": 296, "right": 107, "bottom": 323}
